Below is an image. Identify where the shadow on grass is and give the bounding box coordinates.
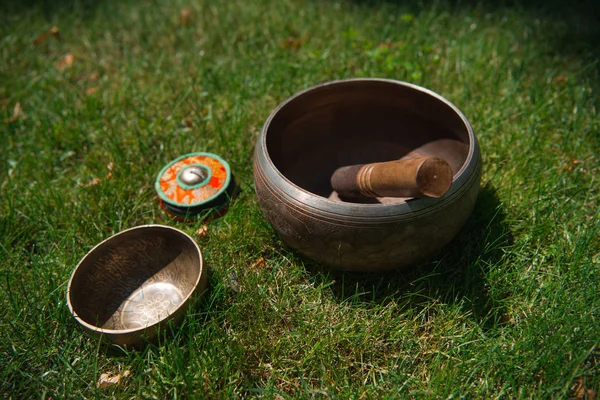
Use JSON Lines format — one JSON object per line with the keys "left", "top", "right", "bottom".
{"left": 1, "top": 0, "right": 101, "bottom": 19}
{"left": 305, "top": 183, "right": 513, "bottom": 330}
{"left": 346, "top": 0, "right": 600, "bottom": 77}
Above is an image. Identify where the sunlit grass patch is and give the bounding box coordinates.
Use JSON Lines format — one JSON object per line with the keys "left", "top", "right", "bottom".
{"left": 1, "top": 0, "right": 599, "bottom": 397}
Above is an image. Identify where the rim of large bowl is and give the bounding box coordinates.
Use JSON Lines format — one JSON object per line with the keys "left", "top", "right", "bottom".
{"left": 257, "top": 78, "right": 478, "bottom": 218}
{"left": 66, "top": 224, "right": 204, "bottom": 336}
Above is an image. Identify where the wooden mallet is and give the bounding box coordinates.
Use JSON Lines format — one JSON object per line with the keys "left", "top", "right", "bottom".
{"left": 330, "top": 155, "right": 453, "bottom": 199}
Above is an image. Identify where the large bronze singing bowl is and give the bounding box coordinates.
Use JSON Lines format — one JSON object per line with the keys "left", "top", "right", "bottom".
{"left": 67, "top": 225, "right": 206, "bottom": 346}
{"left": 254, "top": 79, "right": 481, "bottom": 271}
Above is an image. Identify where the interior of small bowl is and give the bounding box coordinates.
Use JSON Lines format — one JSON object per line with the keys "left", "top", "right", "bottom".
{"left": 68, "top": 226, "right": 202, "bottom": 331}
{"left": 265, "top": 80, "right": 472, "bottom": 204}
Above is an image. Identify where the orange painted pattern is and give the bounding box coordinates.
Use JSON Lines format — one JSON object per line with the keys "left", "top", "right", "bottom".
{"left": 159, "top": 155, "right": 228, "bottom": 205}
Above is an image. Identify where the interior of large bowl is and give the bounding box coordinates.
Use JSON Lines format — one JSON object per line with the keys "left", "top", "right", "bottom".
{"left": 68, "top": 226, "right": 202, "bottom": 332}
{"left": 265, "top": 79, "right": 472, "bottom": 204}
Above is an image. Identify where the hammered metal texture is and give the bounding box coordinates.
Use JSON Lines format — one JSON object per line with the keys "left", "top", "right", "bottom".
{"left": 67, "top": 225, "right": 206, "bottom": 346}
{"left": 253, "top": 79, "right": 482, "bottom": 271}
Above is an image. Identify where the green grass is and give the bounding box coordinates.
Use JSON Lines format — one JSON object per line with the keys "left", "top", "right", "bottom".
{"left": 1, "top": 0, "right": 599, "bottom": 397}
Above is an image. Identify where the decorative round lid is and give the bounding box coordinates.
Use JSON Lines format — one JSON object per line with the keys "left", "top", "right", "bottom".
{"left": 155, "top": 152, "right": 236, "bottom": 220}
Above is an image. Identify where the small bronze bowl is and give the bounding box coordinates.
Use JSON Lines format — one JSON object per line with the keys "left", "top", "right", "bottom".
{"left": 67, "top": 225, "right": 207, "bottom": 346}
{"left": 254, "top": 79, "right": 482, "bottom": 271}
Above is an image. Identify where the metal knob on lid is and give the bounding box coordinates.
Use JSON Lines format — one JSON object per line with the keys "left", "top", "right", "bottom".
{"left": 180, "top": 166, "right": 210, "bottom": 186}
{"left": 155, "top": 152, "right": 237, "bottom": 221}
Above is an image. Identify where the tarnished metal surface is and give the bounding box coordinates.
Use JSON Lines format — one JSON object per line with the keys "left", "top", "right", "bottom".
{"left": 253, "top": 78, "right": 482, "bottom": 271}
{"left": 67, "top": 225, "right": 206, "bottom": 346}
{"left": 180, "top": 165, "right": 210, "bottom": 186}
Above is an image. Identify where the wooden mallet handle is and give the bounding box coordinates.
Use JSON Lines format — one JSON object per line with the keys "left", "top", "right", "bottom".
{"left": 331, "top": 156, "right": 452, "bottom": 198}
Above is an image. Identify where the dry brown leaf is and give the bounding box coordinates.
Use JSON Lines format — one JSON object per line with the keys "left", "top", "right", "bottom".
{"left": 34, "top": 26, "right": 61, "bottom": 46}
{"left": 4, "top": 102, "right": 21, "bottom": 124}
{"left": 180, "top": 8, "right": 193, "bottom": 25}
{"left": 97, "top": 370, "right": 130, "bottom": 389}
{"left": 33, "top": 31, "right": 49, "bottom": 46}
{"left": 572, "top": 377, "right": 597, "bottom": 400}
{"left": 79, "top": 177, "right": 100, "bottom": 188}
{"left": 106, "top": 161, "right": 114, "bottom": 179}
{"left": 86, "top": 87, "right": 99, "bottom": 96}
{"left": 250, "top": 257, "right": 266, "bottom": 269}
{"left": 55, "top": 53, "right": 74, "bottom": 70}
{"left": 499, "top": 313, "right": 514, "bottom": 325}
{"left": 50, "top": 26, "right": 61, "bottom": 40}
{"left": 377, "top": 41, "right": 403, "bottom": 49}
{"left": 280, "top": 36, "right": 306, "bottom": 50}
{"left": 554, "top": 75, "right": 568, "bottom": 84}
{"left": 97, "top": 372, "right": 122, "bottom": 389}
{"left": 87, "top": 71, "right": 100, "bottom": 82}
{"left": 564, "top": 159, "right": 584, "bottom": 172}
{"left": 195, "top": 225, "right": 209, "bottom": 237}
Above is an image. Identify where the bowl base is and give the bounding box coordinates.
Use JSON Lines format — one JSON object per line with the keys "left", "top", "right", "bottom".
{"left": 104, "top": 282, "right": 184, "bottom": 330}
